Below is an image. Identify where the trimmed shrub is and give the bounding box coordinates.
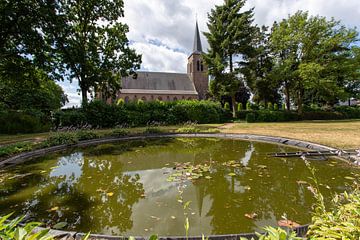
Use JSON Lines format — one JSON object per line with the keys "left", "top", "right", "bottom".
{"left": 246, "top": 101, "right": 251, "bottom": 111}
{"left": 224, "top": 102, "right": 230, "bottom": 111}
{"left": 282, "top": 103, "right": 286, "bottom": 111}
{"left": 267, "top": 102, "right": 273, "bottom": 110}
{"left": 237, "top": 103, "right": 243, "bottom": 112}
{"left": 274, "top": 103, "right": 279, "bottom": 111}
{"left": 334, "top": 106, "right": 360, "bottom": 119}
{"left": 301, "top": 111, "right": 345, "bottom": 120}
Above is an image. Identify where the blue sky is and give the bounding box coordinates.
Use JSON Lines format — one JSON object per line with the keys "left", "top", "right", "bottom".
{"left": 59, "top": 0, "right": 360, "bottom": 108}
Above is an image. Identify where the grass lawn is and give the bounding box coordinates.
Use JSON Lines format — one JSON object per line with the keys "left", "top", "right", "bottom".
{"left": 220, "top": 120, "right": 360, "bottom": 149}
{"left": 0, "top": 120, "right": 359, "bottom": 149}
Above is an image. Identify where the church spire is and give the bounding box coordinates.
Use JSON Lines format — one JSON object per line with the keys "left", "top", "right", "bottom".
{"left": 193, "top": 21, "right": 203, "bottom": 53}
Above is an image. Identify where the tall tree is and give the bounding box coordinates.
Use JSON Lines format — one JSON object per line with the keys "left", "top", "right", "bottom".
{"left": 204, "top": 0, "right": 256, "bottom": 117}
{"left": 52, "top": 0, "right": 141, "bottom": 104}
{"left": 270, "top": 11, "right": 358, "bottom": 113}
{"left": 243, "top": 25, "right": 281, "bottom": 105}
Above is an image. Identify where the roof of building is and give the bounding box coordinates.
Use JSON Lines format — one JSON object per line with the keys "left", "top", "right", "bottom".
{"left": 121, "top": 71, "right": 198, "bottom": 95}
{"left": 193, "top": 21, "right": 203, "bottom": 54}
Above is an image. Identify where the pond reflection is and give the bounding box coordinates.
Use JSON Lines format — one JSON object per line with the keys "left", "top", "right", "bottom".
{"left": 0, "top": 138, "right": 359, "bottom": 236}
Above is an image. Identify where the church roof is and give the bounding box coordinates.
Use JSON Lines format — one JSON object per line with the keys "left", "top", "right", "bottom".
{"left": 193, "top": 21, "right": 203, "bottom": 54}
{"left": 120, "top": 71, "right": 198, "bottom": 95}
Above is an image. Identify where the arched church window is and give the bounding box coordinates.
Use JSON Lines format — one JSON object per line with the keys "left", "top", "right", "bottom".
{"left": 201, "top": 62, "right": 204, "bottom": 71}
{"left": 141, "top": 96, "right": 146, "bottom": 101}
{"left": 174, "top": 97, "right": 178, "bottom": 101}
{"left": 158, "top": 96, "right": 163, "bottom": 101}
{"left": 197, "top": 60, "right": 200, "bottom": 71}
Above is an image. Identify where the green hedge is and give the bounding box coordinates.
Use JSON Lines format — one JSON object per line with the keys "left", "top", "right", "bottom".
{"left": 54, "top": 100, "right": 231, "bottom": 128}
{"left": 239, "top": 106, "right": 360, "bottom": 123}
{"left": 0, "top": 110, "right": 51, "bottom": 134}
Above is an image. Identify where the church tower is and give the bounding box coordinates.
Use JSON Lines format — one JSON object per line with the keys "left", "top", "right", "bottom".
{"left": 187, "top": 21, "right": 209, "bottom": 100}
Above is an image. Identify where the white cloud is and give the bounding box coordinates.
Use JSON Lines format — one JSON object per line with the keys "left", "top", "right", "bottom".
{"left": 62, "top": 0, "right": 360, "bottom": 107}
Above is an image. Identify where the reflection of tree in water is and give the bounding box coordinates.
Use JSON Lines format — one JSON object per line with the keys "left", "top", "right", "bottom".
{"left": 0, "top": 152, "right": 144, "bottom": 235}
{"left": 192, "top": 141, "right": 322, "bottom": 234}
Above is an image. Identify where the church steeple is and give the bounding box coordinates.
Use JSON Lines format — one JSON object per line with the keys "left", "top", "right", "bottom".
{"left": 193, "top": 21, "right": 203, "bottom": 54}
{"left": 188, "top": 20, "right": 208, "bottom": 100}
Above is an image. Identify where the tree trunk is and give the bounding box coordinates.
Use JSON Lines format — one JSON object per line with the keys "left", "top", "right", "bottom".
{"left": 285, "top": 84, "right": 290, "bottom": 111}
{"left": 231, "top": 95, "right": 236, "bottom": 118}
{"left": 81, "top": 88, "right": 88, "bottom": 105}
{"left": 297, "top": 89, "right": 304, "bottom": 115}
{"left": 229, "top": 54, "right": 233, "bottom": 73}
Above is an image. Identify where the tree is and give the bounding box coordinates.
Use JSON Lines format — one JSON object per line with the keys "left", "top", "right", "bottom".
{"left": 0, "top": 67, "right": 67, "bottom": 112}
{"left": 270, "top": 11, "right": 358, "bottom": 113}
{"left": 243, "top": 25, "right": 281, "bottom": 105}
{"left": 52, "top": 0, "right": 142, "bottom": 104}
{"left": 204, "top": 0, "right": 256, "bottom": 117}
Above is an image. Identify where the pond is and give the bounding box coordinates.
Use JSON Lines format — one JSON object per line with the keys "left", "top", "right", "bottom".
{"left": 0, "top": 137, "right": 359, "bottom": 236}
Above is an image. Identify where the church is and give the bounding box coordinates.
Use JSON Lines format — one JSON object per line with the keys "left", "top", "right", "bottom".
{"left": 115, "top": 22, "right": 209, "bottom": 103}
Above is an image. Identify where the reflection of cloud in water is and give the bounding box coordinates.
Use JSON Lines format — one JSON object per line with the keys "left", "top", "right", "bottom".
{"left": 241, "top": 143, "right": 254, "bottom": 166}
{"left": 50, "top": 152, "right": 84, "bottom": 187}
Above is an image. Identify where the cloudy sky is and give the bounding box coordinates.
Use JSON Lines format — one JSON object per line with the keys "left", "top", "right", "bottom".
{"left": 59, "top": 0, "right": 360, "bottom": 107}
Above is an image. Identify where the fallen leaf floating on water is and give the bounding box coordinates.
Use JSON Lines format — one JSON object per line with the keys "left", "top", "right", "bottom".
{"left": 344, "top": 176, "right": 355, "bottom": 180}
{"left": 107, "top": 192, "right": 114, "bottom": 197}
{"left": 296, "top": 180, "right": 308, "bottom": 185}
{"left": 245, "top": 213, "right": 258, "bottom": 219}
{"left": 48, "top": 206, "right": 59, "bottom": 212}
{"left": 53, "top": 222, "right": 68, "bottom": 229}
{"left": 277, "top": 219, "right": 300, "bottom": 228}
{"left": 228, "top": 173, "right": 236, "bottom": 176}
{"left": 150, "top": 216, "right": 160, "bottom": 221}
{"left": 171, "top": 216, "right": 176, "bottom": 219}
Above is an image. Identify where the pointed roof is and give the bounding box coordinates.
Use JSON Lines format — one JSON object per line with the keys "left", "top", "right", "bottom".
{"left": 193, "top": 21, "right": 203, "bottom": 54}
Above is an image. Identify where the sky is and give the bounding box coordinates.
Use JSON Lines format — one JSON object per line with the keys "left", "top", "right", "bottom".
{"left": 59, "top": 0, "right": 360, "bottom": 108}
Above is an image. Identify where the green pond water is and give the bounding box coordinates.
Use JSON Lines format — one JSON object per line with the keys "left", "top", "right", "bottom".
{"left": 0, "top": 138, "right": 359, "bottom": 236}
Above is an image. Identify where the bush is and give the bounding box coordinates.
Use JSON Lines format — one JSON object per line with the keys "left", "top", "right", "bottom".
{"left": 53, "top": 110, "right": 86, "bottom": 128}
{"left": 334, "top": 106, "right": 360, "bottom": 119}
{"left": 144, "top": 127, "right": 164, "bottom": 134}
{"left": 0, "top": 142, "right": 33, "bottom": 158}
{"left": 76, "top": 130, "right": 100, "bottom": 141}
{"left": 267, "top": 102, "right": 273, "bottom": 110}
{"left": 282, "top": 103, "right": 286, "bottom": 110}
{"left": 274, "top": 103, "right": 279, "bottom": 111}
{"left": 246, "top": 101, "right": 251, "bottom": 110}
{"left": 176, "top": 127, "right": 201, "bottom": 133}
{"left": 246, "top": 113, "right": 256, "bottom": 123}
{"left": 0, "top": 111, "right": 49, "bottom": 134}
{"left": 42, "top": 132, "right": 78, "bottom": 147}
{"left": 110, "top": 128, "right": 130, "bottom": 137}
{"left": 301, "top": 111, "right": 345, "bottom": 120}
{"left": 237, "top": 103, "right": 243, "bottom": 112}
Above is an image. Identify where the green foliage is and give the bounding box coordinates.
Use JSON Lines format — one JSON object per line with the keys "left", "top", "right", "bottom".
{"left": 237, "top": 103, "right": 243, "bottom": 112}
{"left": 308, "top": 189, "right": 360, "bottom": 239}
{"left": 42, "top": 132, "right": 79, "bottom": 147}
{"left": 0, "top": 213, "right": 53, "bottom": 240}
{"left": 246, "top": 101, "right": 252, "bottom": 111}
{"left": 51, "top": 0, "right": 141, "bottom": 103}
{"left": 110, "top": 128, "right": 130, "bottom": 137}
{"left": 54, "top": 100, "right": 229, "bottom": 128}
{"left": 246, "top": 113, "right": 256, "bottom": 123}
{"left": 176, "top": 127, "right": 201, "bottom": 134}
{"left": 255, "top": 227, "right": 301, "bottom": 240}
{"left": 204, "top": 0, "right": 256, "bottom": 117}
{"left": 224, "top": 102, "right": 230, "bottom": 111}
{"left": 76, "top": 131, "right": 100, "bottom": 141}
{"left": 0, "top": 142, "right": 33, "bottom": 158}
{"left": 117, "top": 98, "right": 125, "bottom": 106}
{"left": 0, "top": 110, "right": 50, "bottom": 134}
{"left": 270, "top": 11, "right": 358, "bottom": 113}
{"left": 335, "top": 106, "right": 360, "bottom": 119}
{"left": 144, "top": 127, "right": 164, "bottom": 134}
{"left": 267, "top": 102, "right": 273, "bottom": 110}
{"left": 274, "top": 103, "right": 279, "bottom": 111}
{"left": 282, "top": 103, "right": 286, "bottom": 111}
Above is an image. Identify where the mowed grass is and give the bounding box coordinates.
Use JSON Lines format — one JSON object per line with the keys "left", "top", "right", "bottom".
{"left": 220, "top": 120, "right": 360, "bottom": 149}
{"left": 0, "top": 121, "right": 359, "bottom": 149}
